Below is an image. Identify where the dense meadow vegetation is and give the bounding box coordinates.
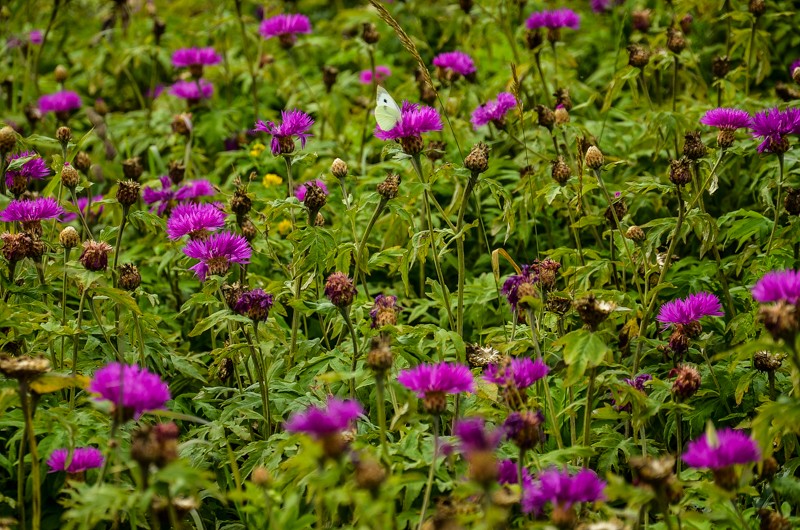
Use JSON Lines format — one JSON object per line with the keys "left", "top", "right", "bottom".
{"left": 2, "top": 0, "right": 800, "bottom": 528}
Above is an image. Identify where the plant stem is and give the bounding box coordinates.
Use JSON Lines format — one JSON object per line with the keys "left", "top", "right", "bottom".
{"left": 376, "top": 375, "right": 391, "bottom": 465}
{"left": 288, "top": 274, "right": 302, "bottom": 368}
{"left": 59, "top": 248, "right": 70, "bottom": 370}
{"left": 418, "top": 415, "right": 439, "bottom": 530}
{"left": 354, "top": 197, "right": 388, "bottom": 289}
{"left": 675, "top": 408, "right": 683, "bottom": 476}
{"left": 745, "top": 19, "right": 757, "bottom": 97}
{"left": 341, "top": 307, "right": 360, "bottom": 400}
{"left": 582, "top": 366, "right": 597, "bottom": 467}
{"left": 456, "top": 172, "right": 478, "bottom": 338}
{"left": 70, "top": 188, "right": 93, "bottom": 239}
{"left": 672, "top": 55, "right": 679, "bottom": 113}
{"left": 768, "top": 370, "right": 776, "bottom": 401}
{"left": 19, "top": 380, "right": 41, "bottom": 530}
{"left": 69, "top": 289, "right": 88, "bottom": 410}
{"left": 534, "top": 51, "right": 549, "bottom": 105}
{"left": 233, "top": 0, "right": 259, "bottom": 119}
{"left": 244, "top": 322, "right": 271, "bottom": 438}
{"left": 766, "top": 153, "right": 785, "bottom": 255}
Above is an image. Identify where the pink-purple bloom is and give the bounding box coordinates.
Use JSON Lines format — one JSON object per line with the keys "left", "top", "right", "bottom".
{"left": 5, "top": 151, "right": 50, "bottom": 187}
{"left": 182, "top": 231, "right": 251, "bottom": 281}
{"left": 285, "top": 397, "right": 362, "bottom": 438}
{"left": 370, "top": 294, "right": 398, "bottom": 328}
{"left": 166, "top": 202, "right": 226, "bottom": 240}
{"left": 525, "top": 9, "right": 581, "bottom": 30}
{"left": 682, "top": 428, "right": 761, "bottom": 469}
{"left": 398, "top": 363, "right": 474, "bottom": 398}
{"left": 38, "top": 90, "right": 82, "bottom": 115}
{"left": 454, "top": 417, "right": 504, "bottom": 454}
{"left": 254, "top": 109, "right": 314, "bottom": 156}
{"left": 656, "top": 292, "right": 723, "bottom": 329}
{"left": 143, "top": 176, "right": 216, "bottom": 216}
{"left": 790, "top": 59, "right": 800, "bottom": 77}
{"left": 359, "top": 66, "right": 392, "bottom": 85}
{"left": 749, "top": 107, "right": 800, "bottom": 153}
{"left": 233, "top": 289, "right": 274, "bottom": 322}
{"left": 259, "top": 13, "right": 312, "bottom": 40}
{"left": 432, "top": 51, "right": 477, "bottom": 77}
{"left": 29, "top": 30, "right": 43, "bottom": 45}
{"left": 700, "top": 108, "right": 752, "bottom": 130}
{"left": 613, "top": 373, "right": 652, "bottom": 412}
{"left": 47, "top": 447, "right": 104, "bottom": 474}
{"left": 169, "top": 79, "right": 214, "bottom": 101}
{"left": 88, "top": 362, "right": 170, "bottom": 419}
{"left": 171, "top": 47, "right": 222, "bottom": 68}
{"left": 498, "top": 459, "right": 533, "bottom": 488}
{"left": 484, "top": 357, "right": 549, "bottom": 389}
{"left": 522, "top": 468, "right": 606, "bottom": 515}
{"left": 294, "top": 178, "right": 328, "bottom": 201}
{"left": 0, "top": 197, "right": 62, "bottom": 223}
{"left": 61, "top": 195, "right": 104, "bottom": 223}
{"left": 374, "top": 101, "right": 443, "bottom": 141}
{"left": 501, "top": 264, "right": 539, "bottom": 311}
{"left": 591, "top": 0, "right": 611, "bottom": 13}
{"left": 471, "top": 92, "right": 517, "bottom": 129}
{"left": 751, "top": 269, "right": 800, "bottom": 304}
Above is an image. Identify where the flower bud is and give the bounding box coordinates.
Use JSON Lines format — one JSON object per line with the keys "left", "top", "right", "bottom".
{"left": 0, "top": 126, "right": 16, "bottom": 153}
{"left": 171, "top": 113, "right": 193, "bottom": 136}
{"left": 632, "top": 9, "right": 651, "bottom": 32}
{"left": 324, "top": 272, "right": 356, "bottom": 307}
{"left": 627, "top": 44, "right": 650, "bottom": 68}
{"left": 683, "top": 131, "right": 707, "bottom": 160}
{"left": 122, "top": 157, "right": 143, "bottom": 181}
{"left": 525, "top": 29, "right": 543, "bottom": 50}
{"left": 56, "top": 126, "right": 72, "bottom": 145}
{"left": 753, "top": 351, "right": 782, "bottom": 372}
{"left": 554, "top": 105, "right": 569, "bottom": 126}
{"left": 626, "top": 225, "right": 645, "bottom": 242}
{"left": 251, "top": 466, "right": 271, "bottom": 487}
{"left": 61, "top": 163, "right": 80, "bottom": 189}
{"left": 79, "top": 240, "right": 113, "bottom": 271}
{"left": 361, "top": 22, "right": 380, "bottom": 44}
{"left": 535, "top": 105, "right": 555, "bottom": 130}
{"left": 712, "top": 56, "right": 730, "bottom": 79}
{"left": 59, "top": 226, "right": 80, "bottom": 249}
{"left": 230, "top": 188, "right": 252, "bottom": 216}
{"left": 54, "top": 64, "right": 69, "bottom": 83}
{"left": 322, "top": 66, "right": 339, "bottom": 93}
{"left": 74, "top": 151, "right": 92, "bottom": 173}
{"left": 367, "top": 337, "right": 394, "bottom": 373}
{"left": 331, "top": 158, "right": 348, "bottom": 180}
{"left": 554, "top": 88, "right": 572, "bottom": 111}
{"left": 354, "top": 456, "right": 386, "bottom": 494}
{"left": 749, "top": 0, "right": 765, "bottom": 17}
{"left": 116, "top": 180, "right": 141, "bottom": 207}
{"left": 585, "top": 146, "right": 604, "bottom": 169}
{"left": 666, "top": 28, "right": 686, "bottom": 54}
{"left": 118, "top": 263, "right": 142, "bottom": 291}
{"left": 669, "top": 158, "right": 692, "bottom": 186}
{"left": 670, "top": 364, "right": 701, "bottom": 400}
{"left": 550, "top": 156, "right": 571, "bottom": 186}
{"left": 377, "top": 173, "right": 400, "bottom": 200}
{"left": 168, "top": 160, "right": 185, "bottom": 185}
{"left": 464, "top": 142, "right": 490, "bottom": 174}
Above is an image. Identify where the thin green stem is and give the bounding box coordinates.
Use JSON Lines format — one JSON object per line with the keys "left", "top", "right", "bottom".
{"left": 70, "top": 188, "right": 93, "bottom": 240}
{"left": 418, "top": 415, "right": 439, "bottom": 530}
{"left": 88, "top": 296, "right": 122, "bottom": 362}
{"left": 342, "top": 308, "right": 360, "bottom": 400}
{"left": 675, "top": 408, "right": 683, "bottom": 476}
{"left": 672, "top": 55, "right": 679, "bottom": 113}
{"left": 376, "top": 375, "right": 391, "bottom": 465}
{"left": 766, "top": 153, "right": 785, "bottom": 255}
{"left": 19, "top": 381, "right": 41, "bottom": 530}
{"left": 456, "top": 173, "right": 478, "bottom": 338}
{"left": 244, "top": 323, "right": 271, "bottom": 438}
{"left": 69, "top": 289, "right": 88, "bottom": 410}
{"left": 288, "top": 275, "right": 302, "bottom": 369}
{"left": 582, "top": 366, "right": 598, "bottom": 467}
{"left": 354, "top": 198, "right": 388, "bottom": 290}
{"left": 745, "top": 20, "right": 757, "bottom": 97}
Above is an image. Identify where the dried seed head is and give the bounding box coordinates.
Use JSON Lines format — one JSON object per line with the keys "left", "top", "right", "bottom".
{"left": 56, "top": 125, "right": 72, "bottom": 145}
{"left": 230, "top": 188, "right": 252, "bottom": 216}
{"left": 575, "top": 293, "right": 614, "bottom": 330}
{"left": 60, "top": 226, "right": 80, "bottom": 249}
{"left": 683, "top": 131, "right": 707, "bottom": 160}
{"left": 546, "top": 295, "right": 572, "bottom": 315}
{"left": 118, "top": 263, "right": 142, "bottom": 291}
{"left": 784, "top": 189, "right": 800, "bottom": 216}
{"left": 79, "top": 240, "right": 113, "bottom": 271}
{"left": 0, "top": 355, "right": 50, "bottom": 380}
{"left": 324, "top": 272, "right": 357, "bottom": 307}
{"left": 604, "top": 196, "right": 628, "bottom": 227}
{"left": 171, "top": 113, "right": 193, "bottom": 136}
{"left": 464, "top": 142, "right": 490, "bottom": 174}
{"left": 116, "top": 180, "right": 141, "bottom": 207}
{"left": 168, "top": 160, "right": 185, "bottom": 185}
{"left": 330, "top": 158, "right": 348, "bottom": 180}
{"left": 122, "top": 157, "right": 143, "bottom": 181}
{"left": 585, "top": 146, "right": 604, "bottom": 169}
{"left": 74, "top": 151, "right": 91, "bottom": 173}
{"left": 361, "top": 22, "right": 380, "bottom": 44}
{"left": 465, "top": 343, "right": 502, "bottom": 368}
{"left": 625, "top": 225, "right": 646, "bottom": 243}
{"left": 304, "top": 181, "right": 328, "bottom": 213}
{"left": 550, "top": 156, "right": 571, "bottom": 186}
{"left": 367, "top": 336, "right": 394, "bottom": 373}
{"left": 670, "top": 364, "right": 701, "bottom": 400}
{"left": 627, "top": 44, "right": 651, "bottom": 68}
{"left": 61, "top": 163, "right": 80, "bottom": 189}
{"left": 669, "top": 158, "right": 692, "bottom": 186}
{"left": 754, "top": 351, "right": 783, "bottom": 372}
{"left": 1, "top": 232, "right": 34, "bottom": 262}
{"left": 632, "top": 9, "right": 652, "bottom": 32}
{"left": 240, "top": 217, "right": 257, "bottom": 242}
{"left": 666, "top": 28, "right": 686, "bottom": 54}
{"left": 749, "top": 0, "right": 766, "bottom": 17}
{"left": 712, "top": 56, "right": 730, "bottom": 79}
{"left": 322, "top": 66, "right": 339, "bottom": 92}
{"left": 630, "top": 455, "right": 675, "bottom": 487}
{"left": 0, "top": 126, "right": 17, "bottom": 153}
{"left": 535, "top": 104, "right": 555, "bottom": 130}
{"left": 377, "top": 173, "right": 400, "bottom": 200}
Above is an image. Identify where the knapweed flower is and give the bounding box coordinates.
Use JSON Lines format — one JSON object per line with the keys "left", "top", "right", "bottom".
{"left": 501, "top": 264, "right": 540, "bottom": 312}
{"left": 359, "top": 66, "right": 391, "bottom": 85}
{"left": 47, "top": 447, "right": 104, "bottom": 474}
{"left": 172, "top": 47, "right": 222, "bottom": 72}
{"left": 143, "top": 176, "right": 216, "bottom": 216}
{"left": 700, "top": 108, "right": 752, "bottom": 148}
{"left": 683, "top": 427, "right": 761, "bottom": 490}
{"left": 613, "top": 373, "right": 652, "bottom": 412}
{"left": 61, "top": 195, "right": 104, "bottom": 223}
{"left": 0, "top": 198, "right": 63, "bottom": 235}
{"left": 374, "top": 101, "right": 443, "bottom": 155}
{"left": 370, "top": 294, "right": 398, "bottom": 328}
{"left": 591, "top": 0, "right": 611, "bottom": 13}
{"left": 752, "top": 269, "right": 800, "bottom": 304}
{"left": 522, "top": 468, "right": 606, "bottom": 518}
{"left": 259, "top": 14, "right": 312, "bottom": 48}
{"left": 295, "top": 178, "right": 328, "bottom": 201}
{"left": 526, "top": 9, "right": 581, "bottom": 33}
{"left": 166, "top": 202, "right": 226, "bottom": 240}
{"left": 169, "top": 79, "right": 214, "bottom": 101}
{"left": 657, "top": 292, "right": 723, "bottom": 329}
{"left": 484, "top": 357, "right": 549, "bottom": 389}
{"left": 234, "top": 288, "right": 274, "bottom": 322}
{"left": 498, "top": 459, "right": 533, "bottom": 488}
{"left": 4, "top": 151, "right": 50, "bottom": 190}
{"left": 471, "top": 92, "right": 517, "bottom": 130}
{"left": 504, "top": 410, "right": 545, "bottom": 450}
{"left": 285, "top": 397, "right": 362, "bottom": 458}
{"left": 454, "top": 417, "right": 504, "bottom": 486}
{"left": 29, "top": 30, "right": 43, "bottom": 45}
{"left": 397, "top": 362, "right": 474, "bottom": 414}
{"left": 182, "top": 231, "right": 251, "bottom": 281}
{"left": 89, "top": 362, "right": 170, "bottom": 420}
{"left": 38, "top": 90, "right": 82, "bottom": 116}
{"left": 254, "top": 109, "right": 314, "bottom": 156}
{"left": 750, "top": 107, "right": 800, "bottom": 154}
{"left": 324, "top": 271, "right": 357, "bottom": 307}
{"left": 433, "top": 51, "right": 476, "bottom": 81}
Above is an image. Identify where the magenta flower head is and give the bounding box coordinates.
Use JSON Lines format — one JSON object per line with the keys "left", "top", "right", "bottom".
{"left": 285, "top": 397, "right": 362, "bottom": 459}
{"left": 359, "top": 66, "right": 391, "bottom": 85}
{"left": 498, "top": 459, "right": 533, "bottom": 488}
{"left": 61, "top": 195, "right": 103, "bottom": 223}
{"left": 29, "top": 30, "right": 43, "bottom": 45}
{"left": 5, "top": 151, "right": 50, "bottom": 189}
{"left": 0, "top": 198, "right": 63, "bottom": 235}
{"left": 144, "top": 176, "right": 215, "bottom": 216}
{"left": 38, "top": 90, "right": 82, "bottom": 118}
{"left": 254, "top": 109, "right": 314, "bottom": 156}
{"left": 591, "top": 0, "right": 611, "bottom": 13}
{"left": 484, "top": 357, "right": 549, "bottom": 390}
{"left": 295, "top": 178, "right": 328, "bottom": 201}
{"left": 166, "top": 202, "right": 226, "bottom": 240}
{"left": 398, "top": 362, "right": 474, "bottom": 414}
{"left": 526, "top": 9, "right": 580, "bottom": 42}
{"left": 750, "top": 107, "right": 800, "bottom": 154}
{"left": 454, "top": 417, "right": 504, "bottom": 454}
{"left": 433, "top": 51, "right": 477, "bottom": 81}
{"left": 752, "top": 269, "right": 800, "bottom": 304}
{"left": 259, "top": 14, "right": 312, "bottom": 48}
{"left": 172, "top": 47, "right": 222, "bottom": 76}
{"left": 504, "top": 410, "right": 545, "bottom": 450}
{"left": 370, "top": 294, "right": 398, "bottom": 328}
{"left": 501, "top": 264, "right": 539, "bottom": 312}
{"left": 613, "top": 373, "right": 652, "bottom": 412}
{"left": 182, "top": 230, "right": 251, "bottom": 281}
{"left": 234, "top": 289, "right": 274, "bottom": 322}
{"left": 683, "top": 427, "right": 761, "bottom": 490}
{"left": 47, "top": 447, "right": 104, "bottom": 474}
{"left": 88, "top": 362, "right": 170, "bottom": 421}
{"left": 656, "top": 292, "right": 723, "bottom": 329}
{"left": 471, "top": 92, "right": 517, "bottom": 130}
{"left": 522, "top": 468, "right": 606, "bottom": 516}
{"left": 169, "top": 79, "right": 214, "bottom": 102}
{"left": 374, "top": 100, "right": 443, "bottom": 155}
{"left": 701, "top": 108, "right": 752, "bottom": 148}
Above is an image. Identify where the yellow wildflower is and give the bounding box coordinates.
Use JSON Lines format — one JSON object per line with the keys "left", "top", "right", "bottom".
{"left": 263, "top": 173, "right": 283, "bottom": 188}
{"left": 250, "top": 142, "right": 266, "bottom": 157}
{"left": 276, "top": 219, "right": 292, "bottom": 236}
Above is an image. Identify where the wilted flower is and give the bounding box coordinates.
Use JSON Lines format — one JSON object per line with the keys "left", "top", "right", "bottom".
{"left": 38, "top": 90, "right": 82, "bottom": 115}
{"left": 47, "top": 447, "right": 104, "bottom": 474}
{"left": 359, "top": 66, "right": 391, "bottom": 85}
{"left": 521, "top": 468, "right": 606, "bottom": 518}
{"left": 295, "top": 179, "right": 328, "bottom": 201}
{"left": 182, "top": 231, "right": 251, "bottom": 281}
{"left": 504, "top": 410, "right": 545, "bottom": 450}
{"left": 89, "top": 362, "right": 170, "bottom": 420}
{"left": 454, "top": 417, "right": 504, "bottom": 486}
{"left": 166, "top": 202, "right": 226, "bottom": 240}
{"left": 285, "top": 397, "right": 362, "bottom": 458}
{"left": 169, "top": 79, "right": 214, "bottom": 101}
{"left": 471, "top": 92, "right": 517, "bottom": 130}
{"left": 398, "top": 363, "right": 474, "bottom": 414}
{"left": 324, "top": 272, "right": 357, "bottom": 307}
{"left": 749, "top": 107, "right": 800, "bottom": 154}
{"left": 370, "top": 294, "right": 398, "bottom": 328}
{"left": 254, "top": 109, "right": 314, "bottom": 156}
{"left": 234, "top": 289, "right": 274, "bottom": 322}
{"left": 670, "top": 364, "right": 702, "bottom": 400}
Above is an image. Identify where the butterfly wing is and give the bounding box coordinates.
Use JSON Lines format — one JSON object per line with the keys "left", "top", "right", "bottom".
{"left": 375, "top": 86, "right": 402, "bottom": 131}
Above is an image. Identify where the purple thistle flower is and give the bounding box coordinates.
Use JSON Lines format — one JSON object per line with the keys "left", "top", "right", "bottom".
{"left": 454, "top": 417, "right": 504, "bottom": 454}
{"left": 254, "top": 109, "right": 314, "bottom": 156}
{"left": 143, "top": 177, "right": 216, "bottom": 216}
{"left": 47, "top": 447, "right": 104, "bottom": 474}
{"left": 682, "top": 428, "right": 761, "bottom": 469}
{"left": 183, "top": 231, "right": 251, "bottom": 281}
{"left": 791, "top": 59, "right": 800, "bottom": 77}
{"left": 484, "top": 357, "right": 549, "bottom": 389}
{"left": 656, "top": 292, "right": 724, "bottom": 329}
{"left": 498, "top": 459, "right": 533, "bottom": 488}
{"left": 612, "top": 373, "right": 652, "bottom": 412}
{"left": 171, "top": 47, "right": 222, "bottom": 68}
{"left": 432, "top": 51, "right": 477, "bottom": 77}
{"left": 38, "top": 90, "right": 82, "bottom": 115}
{"left": 5, "top": 151, "right": 50, "bottom": 187}
{"left": 175, "top": 179, "right": 215, "bottom": 201}
{"left": 169, "top": 79, "right": 214, "bottom": 101}
{"left": 750, "top": 107, "right": 800, "bottom": 153}
{"left": 295, "top": 178, "right": 328, "bottom": 201}
{"left": 370, "top": 294, "right": 398, "bottom": 328}
{"left": 700, "top": 108, "right": 752, "bottom": 130}
{"left": 526, "top": 9, "right": 581, "bottom": 30}
{"left": 60, "top": 195, "right": 104, "bottom": 223}
{"left": 471, "top": 92, "right": 517, "bottom": 129}
{"left": 233, "top": 288, "right": 274, "bottom": 322}
{"left": 374, "top": 101, "right": 443, "bottom": 141}
{"left": 522, "top": 468, "right": 606, "bottom": 515}
{"left": 0, "top": 197, "right": 62, "bottom": 222}
{"left": 166, "top": 202, "right": 226, "bottom": 240}
{"left": 29, "top": 30, "right": 43, "bottom": 45}
{"left": 359, "top": 66, "right": 392, "bottom": 85}
{"left": 88, "top": 362, "right": 170, "bottom": 419}
{"left": 591, "top": 0, "right": 611, "bottom": 13}
{"left": 285, "top": 397, "right": 362, "bottom": 439}
{"left": 397, "top": 363, "right": 475, "bottom": 398}
{"left": 752, "top": 269, "right": 800, "bottom": 304}
{"left": 501, "top": 264, "right": 538, "bottom": 311}
{"left": 259, "top": 13, "right": 312, "bottom": 40}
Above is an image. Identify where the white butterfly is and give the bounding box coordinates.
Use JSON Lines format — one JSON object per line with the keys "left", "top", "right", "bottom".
{"left": 375, "top": 85, "right": 402, "bottom": 131}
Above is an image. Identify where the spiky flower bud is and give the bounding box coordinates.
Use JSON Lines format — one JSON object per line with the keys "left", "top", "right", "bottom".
{"left": 304, "top": 182, "right": 328, "bottom": 224}
{"left": 56, "top": 126, "right": 72, "bottom": 145}
{"left": 585, "top": 146, "right": 604, "bottom": 169}
{"left": 1, "top": 232, "right": 34, "bottom": 262}
{"left": 550, "top": 156, "right": 571, "bottom": 186}
{"left": 554, "top": 105, "right": 569, "bottom": 126}
{"left": 758, "top": 301, "right": 799, "bottom": 342}
{"left": 59, "top": 226, "right": 80, "bottom": 249}
{"left": 627, "top": 44, "right": 650, "bottom": 68}
{"left": 554, "top": 88, "right": 573, "bottom": 111}
{"left": 757, "top": 509, "right": 791, "bottom": 530}
{"left": 354, "top": 456, "right": 386, "bottom": 495}
{"left": 626, "top": 225, "right": 645, "bottom": 242}
{"left": 331, "top": 158, "right": 348, "bottom": 179}
{"left": 0, "top": 126, "right": 16, "bottom": 153}
{"left": 116, "top": 180, "right": 141, "bottom": 207}
{"left": 669, "top": 158, "right": 692, "bottom": 186}
{"left": 251, "top": 466, "right": 271, "bottom": 487}
{"left": 749, "top": 0, "right": 765, "bottom": 17}
{"left": 61, "top": 163, "right": 80, "bottom": 189}
{"left": 367, "top": 337, "right": 394, "bottom": 373}
{"left": 122, "top": 157, "right": 143, "bottom": 181}
{"left": 670, "top": 364, "right": 701, "bottom": 400}
{"left": 631, "top": 9, "right": 651, "bottom": 32}
{"left": 325, "top": 272, "right": 357, "bottom": 307}
{"left": 784, "top": 189, "right": 800, "bottom": 215}
{"left": 168, "top": 160, "right": 185, "bottom": 185}
{"left": 171, "top": 113, "right": 193, "bottom": 136}
{"left": 322, "top": 66, "right": 339, "bottom": 92}
{"left": 377, "top": 173, "right": 400, "bottom": 200}
{"left": 240, "top": 217, "right": 257, "bottom": 241}
{"left": 793, "top": 67, "right": 800, "bottom": 85}
{"left": 666, "top": 28, "right": 686, "bottom": 54}
{"left": 118, "top": 263, "right": 142, "bottom": 291}
{"left": 753, "top": 351, "right": 782, "bottom": 372}
{"left": 535, "top": 105, "right": 555, "bottom": 130}
{"left": 230, "top": 188, "right": 252, "bottom": 216}
{"left": 74, "top": 151, "right": 91, "bottom": 173}
{"left": 464, "top": 142, "right": 490, "bottom": 174}
{"left": 399, "top": 135, "right": 424, "bottom": 156}
{"left": 79, "top": 240, "right": 113, "bottom": 271}
{"left": 526, "top": 29, "right": 543, "bottom": 50}
{"left": 604, "top": 196, "right": 628, "bottom": 227}
{"left": 54, "top": 64, "right": 68, "bottom": 83}
{"left": 683, "top": 131, "right": 707, "bottom": 160}
{"left": 361, "top": 22, "right": 380, "bottom": 44}
{"left": 712, "top": 56, "right": 730, "bottom": 79}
